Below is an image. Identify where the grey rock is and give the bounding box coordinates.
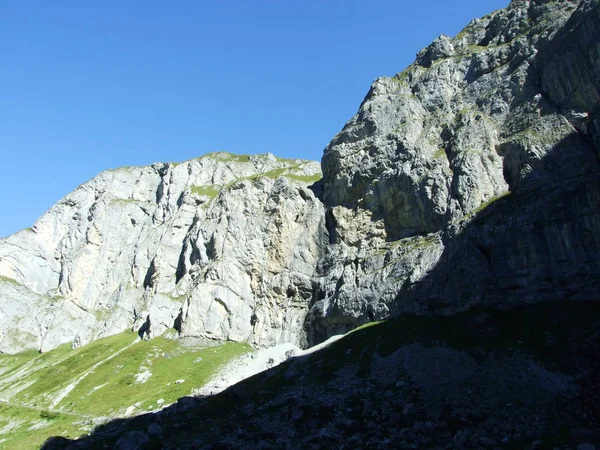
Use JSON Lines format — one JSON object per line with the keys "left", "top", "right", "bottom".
{"left": 4, "top": 0, "right": 600, "bottom": 361}
{"left": 0, "top": 153, "right": 324, "bottom": 353}
{"left": 309, "top": 0, "right": 600, "bottom": 340}
{"left": 114, "top": 431, "right": 149, "bottom": 450}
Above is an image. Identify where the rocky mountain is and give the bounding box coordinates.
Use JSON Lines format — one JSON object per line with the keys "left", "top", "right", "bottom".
{"left": 3, "top": 0, "right": 600, "bottom": 447}
{"left": 0, "top": 154, "right": 323, "bottom": 353}
{"left": 311, "top": 0, "right": 600, "bottom": 342}
{"left": 5, "top": 0, "right": 599, "bottom": 358}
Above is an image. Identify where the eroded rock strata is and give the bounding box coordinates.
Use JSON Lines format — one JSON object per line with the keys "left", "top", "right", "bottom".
{"left": 19, "top": 0, "right": 600, "bottom": 448}
{"left": 0, "top": 154, "right": 325, "bottom": 353}
{"left": 1, "top": 0, "right": 599, "bottom": 367}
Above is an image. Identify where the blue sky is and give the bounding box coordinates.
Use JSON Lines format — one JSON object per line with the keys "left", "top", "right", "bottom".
{"left": 0, "top": 0, "right": 507, "bottom": 237}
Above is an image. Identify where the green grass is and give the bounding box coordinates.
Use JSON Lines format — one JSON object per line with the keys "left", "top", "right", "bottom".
{"left": 349, "top": 320, "right": 386, "bottom": 333}
{"left": 433, "top": 148, "right": 447, "bottom": 159}
{"left": 0, "top": 331, "right": 251, "bottom": 448}
{"left": 252, "top": 168, "right": 288, "bottom": 180}
{"left": 190, "top": 185, "right": 221, "bottom": 199}
{"left": 0, "top": 276, "right": 20, "bottom": 286}
{"left": 252, "top": 163, "right": 321, "bottom": 184}
{"left": 0, "top": 402, "right": 91, "bottom": 450}
{"left": 223, "top": 164, "right": 321, "bottom": 188}
{"left": 284, "top": 173, "right": 322, "bottom": 184}
{"left": 199, "top": 152, "right": 251, "bottom": 163}
{"left": 189, "top": 161, "right": 320, "bottom": 205}
{"left": 57, "top": 338, "right": 250, "bottom": 416}
{"left": 7, "top": 332, "right": 138, "bottom": 407}
{"left": 469, "top": 190, "right": 512, "bottom": 217}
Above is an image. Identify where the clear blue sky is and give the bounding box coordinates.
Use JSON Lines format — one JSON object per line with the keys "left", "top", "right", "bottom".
{"left": 0, "top": 0, "right": 507, "bottom": 237}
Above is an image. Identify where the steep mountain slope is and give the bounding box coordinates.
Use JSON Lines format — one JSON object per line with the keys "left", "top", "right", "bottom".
{"left": 308, "top": 0, "right": 600, "bottom": 341}
{"left": 0, "top": 154, "right": 323, "bottom": 354}
{"left": 4, "top": 0, "right": 599, "bottom": 358}
{"left": 42, "top": 301, "right": 600, "bottom": 449}
{"left": 4, "top": 0, "right": 600, "bottom": 446}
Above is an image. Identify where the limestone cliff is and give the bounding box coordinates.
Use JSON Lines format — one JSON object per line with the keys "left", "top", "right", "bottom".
{"left": 2, "top": 0, "right": 600, "bottom": 356}
{"left": 0, "top": 154, "right": 324, "bottom": 353}
{"left": 309, "top": 0, "right": 600, "bottom": 342}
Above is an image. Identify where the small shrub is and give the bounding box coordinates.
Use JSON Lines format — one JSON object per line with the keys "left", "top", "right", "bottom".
{"left": 39, "top": 410, "right": 60, "bottom": 420}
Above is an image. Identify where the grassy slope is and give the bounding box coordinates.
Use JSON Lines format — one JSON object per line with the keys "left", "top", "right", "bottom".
{"left": 0, "top": 331, "right": 250, "bottom": 449}
{"left": 189, "top": 156, "right": 322, "bottom": 205}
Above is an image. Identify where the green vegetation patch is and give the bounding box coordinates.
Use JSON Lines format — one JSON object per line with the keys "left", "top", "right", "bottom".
{"left": 199, "top": 152, "right": 251, "bottom": 163}
{"left": 57, "top": 338, "right": 251, "bottom": 416}
{"left": 284, "top": 173, "right": 322, "bottom": 184}
{"left": 0, "top": 402, "right": 90, "bottom": 450}
{"left": 469, "top": 190, "right": 512, "bottom": 217}
{"left": 223, "top": 164, "right": 320, "bottom": 188}
{"left": 0, "top": 275, "right": 20, "bottom": 286}
{"left": 190, "top": 185, "right": 221, "bottom": 199}
{"left": 433, "top": 148, "right": 447, "bottom": 159}
{"left": 7, "top": 332, "right": 138, "bottom": 407}
{"left": 0, "top": 330, "right": 251, "bottom": 447}
{"left": 255, "top": 168, "right": 288, "bottom": 180}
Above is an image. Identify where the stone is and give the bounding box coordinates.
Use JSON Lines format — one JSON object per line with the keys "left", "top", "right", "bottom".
{"left": 309, "top": 0, "right": 600, "bottom": 342}
{"left": 147, "top": 422, "right": 164, "bottom": 437}
{"left": 0, "top": 154, "right": 324, "bottom": 353}
{"left": 114, "top": 431, "right": 149, "bottom": 450}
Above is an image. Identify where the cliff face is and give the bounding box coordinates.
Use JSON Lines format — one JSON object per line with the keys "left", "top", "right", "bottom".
{"left": 310, "top": 0, "right": 600, "bottom": 342}
{"left": 0, "top": 154, "right": 325, "bottom": 353}
{"left": 2, "top": 0, "right": 600, "bottom": 354}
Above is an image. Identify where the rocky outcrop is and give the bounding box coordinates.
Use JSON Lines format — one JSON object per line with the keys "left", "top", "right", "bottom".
{"left": 0, "top": 153, "right": 324, "bottom": 353}
{"left": 310, "top": 0, "right": 600, "bottom": 342}
{"left": 2, "top": 0, "right": 600, "bottom": 355}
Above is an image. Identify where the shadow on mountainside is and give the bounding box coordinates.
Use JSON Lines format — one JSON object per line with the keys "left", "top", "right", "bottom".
{"left": 303, "top": 120, "right": 600, "bottom": 346}
{"left": 404, "top": 131, "right": 600, "bottom": 316}
{"left": 41, "top": 302, "right": 600, "bottom": 449}
{"left": 41, "top": 129, "right": 600, "bottom": 449}
{"left": 40, "top": 1, "right": 600, "bottom": 445}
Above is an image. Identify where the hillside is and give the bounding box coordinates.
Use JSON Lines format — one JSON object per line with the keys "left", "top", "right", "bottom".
{"left": 1, "top": 0, "right": 600, "bottom": 448}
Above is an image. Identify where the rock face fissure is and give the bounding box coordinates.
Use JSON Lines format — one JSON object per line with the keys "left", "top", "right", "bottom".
{"left": 2, "top": 0, "right": 600, "bottom": 354}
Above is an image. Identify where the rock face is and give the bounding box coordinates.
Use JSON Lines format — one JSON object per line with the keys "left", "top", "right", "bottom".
{"left": 310, "top": 0, "right": 600, "bottom": 343}
{"left": 0, "top": 154, "right": 325, "bottom": 353}
{"left": 2, "top": 0, "right": 600, "bottom": 354}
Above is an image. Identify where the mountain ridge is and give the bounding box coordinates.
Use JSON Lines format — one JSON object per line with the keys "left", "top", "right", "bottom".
{"left": 0, "top": 152, "right": 324, "bottom": 354}
{"left": 2, "top": 1, "right": 600, "bottom": 446}
{"left": 3, "top": 0, "right": 600, "bottom": 356}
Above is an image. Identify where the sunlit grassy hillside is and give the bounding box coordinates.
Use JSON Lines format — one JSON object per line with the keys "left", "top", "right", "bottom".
{"left": 0, "top": 331, "right": 250, "bottom": 449}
